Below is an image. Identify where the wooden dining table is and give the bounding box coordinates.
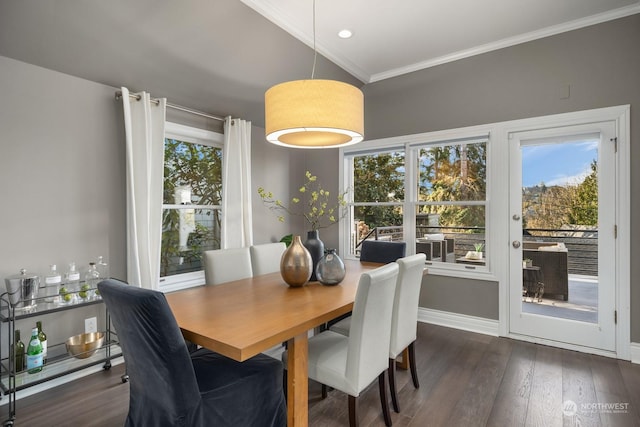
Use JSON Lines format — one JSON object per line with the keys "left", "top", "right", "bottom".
{"left": 165, "top": 259, "right": 381, "bottom": 427}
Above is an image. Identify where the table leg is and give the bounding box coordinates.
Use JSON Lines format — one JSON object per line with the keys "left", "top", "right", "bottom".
{"left": 287, "top": 332, "right": 308, "bottom": 427}
{"left": 396, "top": 347, "right": 410, "bottom": 370}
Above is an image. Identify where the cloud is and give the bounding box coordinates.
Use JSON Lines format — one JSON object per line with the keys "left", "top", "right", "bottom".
{"left": 545, "top": 164, "right": 592, "bottom": 187}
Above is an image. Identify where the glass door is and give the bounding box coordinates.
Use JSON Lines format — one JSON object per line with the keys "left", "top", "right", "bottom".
{"left": 509, "top": 122, "right": 616, "bottom": 351}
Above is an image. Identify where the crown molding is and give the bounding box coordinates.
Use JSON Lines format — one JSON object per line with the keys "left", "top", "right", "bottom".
{"left": 369, "top": 3, "right": 640, "bottom": 82}
{"left": 242, "top": 0, "right": 640, "bottom": 84}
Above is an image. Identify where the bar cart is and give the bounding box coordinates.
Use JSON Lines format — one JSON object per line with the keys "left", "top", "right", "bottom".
{"left": 0, "top": 286, "right": 123, "bottom": 426}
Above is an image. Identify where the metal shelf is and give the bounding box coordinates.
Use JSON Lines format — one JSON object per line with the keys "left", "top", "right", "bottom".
{"left": 0, "top": 291, "right": 122, "bottom": 426}
{"left": 0, "top": 289, "right": 103, "bottom": 322}
{"left": 0, "top": 342, "right": 121, "bottom": 393}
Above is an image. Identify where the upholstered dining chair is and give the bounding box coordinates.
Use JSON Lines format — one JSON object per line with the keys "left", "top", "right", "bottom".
{"left": 203, "top": 247, "right": 253, "bottom": 284}
{"left": 359, "top": 240, "right": 406, "bottom": 263}
{"left": 98, "top": 279, "right": 286, "bottom": 427}
{"left": 284, "top": 263, "right": 399, "bottom": 427}
{"left": 322, "top": 239, "right": 406, "bottom": 331}
{"left": 331, "top": 253, "right": 426, "bottom": 413}
{"left": 250, "top": 242, "right": 287, "bottom": 275}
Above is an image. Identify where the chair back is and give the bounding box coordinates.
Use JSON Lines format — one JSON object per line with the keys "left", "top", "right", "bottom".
{"left": 346, "top": 262, "right": 399, "bottom": 393}
{"left": 250, "top": 242, "right": 286, "bottom": 275}
{"left": 203, "top": 247, "right": 253, "bottom": 284}
{"left": 390, "top": 254, "right": 426, "bottom": 358}
{"left": 359, "top": 240, "right": 406, "bottom": 263}
{"left": 98, "top": 279, "right": 202, "bottom": 425}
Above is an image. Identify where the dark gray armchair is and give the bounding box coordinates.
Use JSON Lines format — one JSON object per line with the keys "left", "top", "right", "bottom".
{"left": 359, "top": 240, "right": 407, "bottom": 263}
{"left": 98, "top": 279, "right": 286, "bottom": 427}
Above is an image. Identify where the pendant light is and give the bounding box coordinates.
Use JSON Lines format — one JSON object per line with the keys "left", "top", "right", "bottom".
{"left": 265, "top": 0, "right": 364, "bottom": 149}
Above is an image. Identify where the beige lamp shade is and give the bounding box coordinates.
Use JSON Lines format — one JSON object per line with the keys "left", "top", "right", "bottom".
{"left": 265, "top": 79, "right": 364, "bottom": 149}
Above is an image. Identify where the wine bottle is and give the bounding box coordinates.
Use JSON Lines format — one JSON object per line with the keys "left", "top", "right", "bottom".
{"left": 13, "top": 329, "right": 25, "bottom": 373}
{"left": 36, "top": 321, "right": 48, "bottom": 364}
{"left": 26, "top": 327, "right": 43, "bottom": 374}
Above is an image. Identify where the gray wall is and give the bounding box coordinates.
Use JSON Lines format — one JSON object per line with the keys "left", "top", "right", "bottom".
{"left": 0, "top": 14, "right": 637, "bottom": 345}
{"left": 251, "top": 124, "right": 306, "bottom": 244}
{"left": 0, "top": 56, "right": 125, "bottom": 349}
{"left": 356, "top": 15, "right": 639, "bottom": 334}
{"left": 0, "top": 55, "right": 299, "bottom": 351}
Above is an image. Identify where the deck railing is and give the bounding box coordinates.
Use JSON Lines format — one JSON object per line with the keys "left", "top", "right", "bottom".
{"left": 358, "top": 225, "right": 598, "bottom": 276}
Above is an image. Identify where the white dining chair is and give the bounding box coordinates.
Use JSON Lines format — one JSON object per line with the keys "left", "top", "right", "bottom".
{"left": 284, "top": 262, "right": 399, "bottom": 427}
{"left": 331, "top": 253, "right": 426, "bottom": 413}
{"left": 203, "top": 247, "right": 253, "bottom": 285}
{"left": 250, "top": 242, "right": 287, "bottom": 276}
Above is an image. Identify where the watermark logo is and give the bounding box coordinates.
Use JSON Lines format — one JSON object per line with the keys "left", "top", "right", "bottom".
{"left": 563, "top": 400, "right": 578, "bottom": 417}
{"left": 563, "top": 400, "right": 629, "bottom": 416}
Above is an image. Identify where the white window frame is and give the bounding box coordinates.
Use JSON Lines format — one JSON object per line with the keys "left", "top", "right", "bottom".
{"left": 340, "top": 124, "right": 497, "bottom": 281}
{"left": 159, "top": 122, "right": 224, "bottom": 292}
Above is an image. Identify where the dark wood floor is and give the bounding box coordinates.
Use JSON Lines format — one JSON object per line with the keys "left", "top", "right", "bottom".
{"left": 4, "top": 323, "right": 640, "bottom": 426}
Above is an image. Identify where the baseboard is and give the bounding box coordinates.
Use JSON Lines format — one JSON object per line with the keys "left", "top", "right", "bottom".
{"left": 630, "top": 342, "right": 640, "bottom": 364}
{"left": 0, "top": 356, "right": 125, "bottom": 405}
{"left": 418, "top": 308, "right": 499, "bottom": 336}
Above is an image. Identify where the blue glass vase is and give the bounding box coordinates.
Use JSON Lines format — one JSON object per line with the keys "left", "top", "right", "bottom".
{"left": 316, "top": 249, "right": 346, "bottom": 286}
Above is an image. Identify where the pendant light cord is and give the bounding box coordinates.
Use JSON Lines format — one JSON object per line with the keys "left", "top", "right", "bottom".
{"left": 311, "top": 0, "right": 317, "bottom": 80}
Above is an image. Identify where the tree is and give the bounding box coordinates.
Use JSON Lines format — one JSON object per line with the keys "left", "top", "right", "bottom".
{"left": 568, "top": 160, "right": 598, "bottom": 225}
{"left": 161, "top": 139, "right": 222, "bottom": 276}
{"left": 353, "top": 152, "right": 405, "bottom": 229}
{"left": 418, "top": 143, "right": 486, "bottom": 230}
{"left": 522, "top": 160, "right": 598, "bottom": 233}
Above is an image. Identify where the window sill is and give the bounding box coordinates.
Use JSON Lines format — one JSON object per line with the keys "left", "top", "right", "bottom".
{"left": 424, "top": 262, "right": 498, "bottom": 282}
{"left": 159, "top": 271, "right": 205, "bottom": 293}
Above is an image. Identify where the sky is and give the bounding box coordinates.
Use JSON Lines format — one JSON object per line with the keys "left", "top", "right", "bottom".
{"left": 521, "top": 139, "right": 598, "bottom": 188}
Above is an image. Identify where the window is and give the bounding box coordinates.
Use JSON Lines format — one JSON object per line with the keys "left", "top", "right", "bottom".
{"left": 415, "top": 138, "right": 487, "bottom": 267}
{"left": 342, "top": 132, "right": 490, "bottom": 275}
{"left": 160, "top": 122, "right": 223, "bottom": 290}
{"left": 344, "top": 149, "right": 405, "bottom": 255}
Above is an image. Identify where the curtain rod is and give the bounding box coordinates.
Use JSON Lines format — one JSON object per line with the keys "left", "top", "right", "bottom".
{"left": 115, "top": 90, "right": 225, "bottom": 122}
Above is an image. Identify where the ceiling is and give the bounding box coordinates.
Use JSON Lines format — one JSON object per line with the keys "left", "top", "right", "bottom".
{"left": 242, "top": 0, "right": 640, "bottom": 83}
{"left": 0, "top": 1, "right": 638, "bottom": 128}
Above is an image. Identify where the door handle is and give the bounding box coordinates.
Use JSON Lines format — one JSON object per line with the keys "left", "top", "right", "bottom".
{"left": 512, "top": 240, "right": 521, "bottom": 248}
{"left": 512, "top": 214, "right": 521, "bottom": 221}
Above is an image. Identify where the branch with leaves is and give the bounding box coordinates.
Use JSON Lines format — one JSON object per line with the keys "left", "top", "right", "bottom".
{"left": 258, "top": 171, "right": 348, "bottom": 231}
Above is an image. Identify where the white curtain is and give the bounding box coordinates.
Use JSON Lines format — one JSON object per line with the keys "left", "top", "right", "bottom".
{"left": 121, "top": 87, "right": 166, "bottom": 289}
{"left": 221, "top": 117, "right": 253, "bottom": 248}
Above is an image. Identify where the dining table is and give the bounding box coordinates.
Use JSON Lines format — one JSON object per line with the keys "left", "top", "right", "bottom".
{"left": 165, "top": 259, "right": 381, "bottom": 427}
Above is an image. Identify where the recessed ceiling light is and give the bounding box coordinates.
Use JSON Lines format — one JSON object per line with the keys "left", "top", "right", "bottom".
{"left": 338, "top": 29, "right": 352, "bottom": 39}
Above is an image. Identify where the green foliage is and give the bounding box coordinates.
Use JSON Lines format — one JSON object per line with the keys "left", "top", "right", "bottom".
{"left": 523, "top": 160, "right": 597, "bottom": 230}
{"left": 160, "top": 139, "right": 222, "bottom": 276}
{"left": 280, "top": 234, "right": 293, "bottom": 247}
{"left": 568, "top": 160, "right": 598, "bottom": 225}
{"left": 418, "top": 143, "right": 487, "bottom": 229}
{"left": 258, "top": 171, "right": 347, "bottom": 231}
{"left": 163, "top": 139, "right": 222, "bottom": 205}
{"left": 353, "top": 152, "right": 405, "bottom": 228}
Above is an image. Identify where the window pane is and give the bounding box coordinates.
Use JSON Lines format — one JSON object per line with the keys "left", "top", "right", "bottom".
{"left": 418, "top": 142, "right": 486, "bottom": 201}
{"left": 416, "top": 205, "right": 485, "bottom": 264}
{"left": 353, "top": 152, "right": 405, "bottom": 203}
{"left": 162, "top": 136, "right": 222, "bottom": 280}
{"left": 350, "top": 205, "right": 404, "bottom": 256}
{"left": 160, "top": 208, "right": 221, "bottom": 277}
{"left": 163, "top": 139, "right": 222, "bottom": 205}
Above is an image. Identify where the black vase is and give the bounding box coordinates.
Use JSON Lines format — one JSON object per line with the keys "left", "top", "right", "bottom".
{"left": 304, "top": 230, "right": 325, "bottom": 281}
